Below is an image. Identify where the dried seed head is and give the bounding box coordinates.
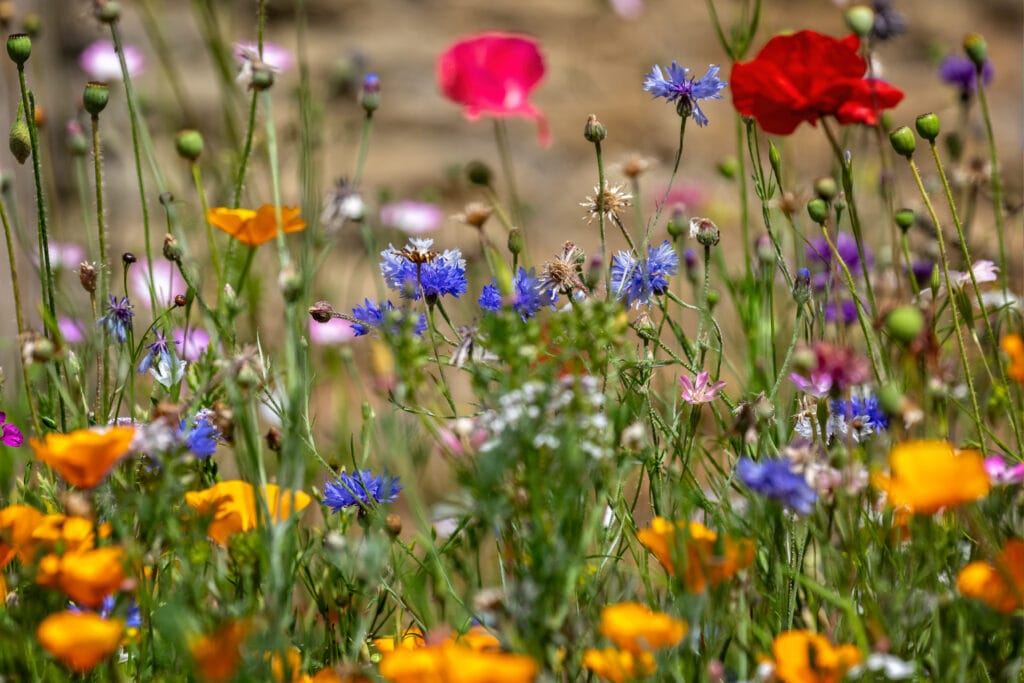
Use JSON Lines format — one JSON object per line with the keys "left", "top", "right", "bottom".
{"left": 580, "top": 182, "right": 632, "bottom": 224}
{"left": 78, "top": 262, "right": 98, "bottom": 293}
{"left": 453, "top": 202, "right": 493, "bottom": 230}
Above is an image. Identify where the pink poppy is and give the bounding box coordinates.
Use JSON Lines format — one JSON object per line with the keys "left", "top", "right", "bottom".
{"left": 436, "top": 32, "right": 550, "bottom": 146}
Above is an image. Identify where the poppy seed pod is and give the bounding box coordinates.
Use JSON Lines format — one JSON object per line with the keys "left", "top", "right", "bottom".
{"left": 889, "top": 126, "right": 916, "bottom": 158}
{"left": 915, "top": 113, "right": 940, "bottom": 142}
{"left": 94, "top": 1, "right": 121, "bottom": 23}
{"left": 886, "top": 305, "right": 924, "bottom": 344}
{"left": 963, "top": 33, "right": 988, "bottom": 69}
{"left": 844, "top": 6, "right": 875, "bottom": 37}
{"left": 894, "top": 208, "right": 915, "bottom": 233}
{"left": 5, "top": 33, "right": 29, "bottom": 65}
{"left": 175, "top": 129, "right": 203, "bottom": 161}
{"left": 82, "top": 82, "right": 109, "bottom": 116}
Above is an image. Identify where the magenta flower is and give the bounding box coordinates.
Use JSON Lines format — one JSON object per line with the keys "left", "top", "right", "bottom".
{"left": 679, "top": 371, "right": 726, "bottom": 404}
{"left": 308, "top": 317, "right": 356, "bottom": 345}
{"left": 379, "top": 200, "right": 443, "bottom": 235}
{"left": 130, "top": 261, "right": 186, "bottom": 310}
{"left": 789, "top": 370, "right": 833, "bottom": 398}
{"left": 984, "top": 455, "right": 1024, "bottom": 485}
{"left": 234, "top": 41, "right": 294, "bottom": 72}
{"left": 58, "top": 317, "right": 85, "bottom": 344}
{"left": 45, "top": 242, "right": 85, "bottom": 270}
{"left": 79, "top": 40, "right": 144, "bottom": 81}
{"left": 172, "top": 328, "right": 210, "bottom": 362}
{"left": 0, "top": 413, "right": 23, "bottom": 448}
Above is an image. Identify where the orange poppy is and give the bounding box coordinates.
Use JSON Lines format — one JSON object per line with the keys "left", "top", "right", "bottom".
{"left": 0, "top": 504, "right": 43, "bottom": 566}
{"left": 582, "top": 647, "right": 655, "bottom": 683}
{"left": 873, "top": 440, "right": 990, "bottom": 514}
{"left": 185, "top": 481, "right": 312, "bottom": 546}
{"left": 598, "top": 603, "right": 687, "bottom": 655}
{"left": 770, "top": 630, "right": 861, "bottom": 683}
{"left": 957, "top": 539, "right": 1024, "bottom": 613}
{"left": 1001, "top": 334, "right": 1024, "bottom": 382}
{"left": 189, "top": 620, "right": 249, "bottom": 682}
{"left": 36, "top": 546, "right": 126, "bottom": 608}
{"left": 37, "top": 611, "right": 124, "bottom": 672}
{"left": 637, "top": 517, "right": 754, "bottom": 591}
{"left": 30, "top": 427, "right": 135, "bottom": 489}
{"left": 379, "top": 641, "right": 537, "bottom": 683}
{"left": 207, "top": 205, "right": 307, "bottom": 247}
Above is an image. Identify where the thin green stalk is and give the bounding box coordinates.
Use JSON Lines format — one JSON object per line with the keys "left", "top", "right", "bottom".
{"left": 233, "top": 92, "right": 259, "bottom": 208}
{"left": 73, "top": 155, "right": 97, "bottom": 260}
{"left": 974, "top": 74, "right": 1008, "bottom": 296}
{"left": 736, "top": 115, "right": 752, "bottom": 283}
{"left": 191, "top": 163, "right": 221, "bottom": 278}
{"left": 592, "top": 137, "right": 609, "bottom": 293}
{"left": 353, "top": 113, "right": 374, "bottom": 188}
{"left": 769, "top": 307, "right": 803, "bottom": 405}
{"left": 493, "top": 119, "right": 521, "bottom": 228}
{"left": 650, "top": 115, "right": 687, "bottom": 243}
{"left": 0, "top": 196, "right": 39, "bottom": 434}
{"left": 906, "top": 157, "right": 986, "bottom": 452}
{"left": 91, "top": 115, "right": 108, "bottom": 305}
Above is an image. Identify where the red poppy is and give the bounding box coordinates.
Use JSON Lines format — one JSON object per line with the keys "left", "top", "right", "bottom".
{"left": 730, "top": 30, "right": 903, "bottom": 135}
{"left": 436, "top": 32, "right": 550, "bottom": 146}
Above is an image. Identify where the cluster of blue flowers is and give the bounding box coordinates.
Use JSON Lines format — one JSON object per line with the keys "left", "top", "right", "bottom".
{"left": 610, "top": 241, "right": 679, "bottom": 308}
{"left": 479, "top": 267, "right": 557, "bottom": 321}
{"left": 350, "top": 298, "right": 427, "bottom": 337}
{"left": 736, "top": 457, "right": 817, "bottom": 515}
{"left": 379, "top": 238, "right": 467, "bottom": 300}
{"left": 323, "top": 469, "right": 403, "bottom": 513}
{"left": 180, "top": 410, "right": 221, "bottom": 459}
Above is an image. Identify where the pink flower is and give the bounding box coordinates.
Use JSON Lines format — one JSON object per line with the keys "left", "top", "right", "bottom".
{"left": 58, "top": 317, "right": 85, "bottom": 344}
{"left": 234, "top": 41, "right": 294, "bottom": 72}
{"left": 46, "top": 242, "right": 85, "bottom": 270}
{"left": 984, "top": 455, "right": 1024, "bottom": 485}
{"left": 172, "top": 328, "right": 210, "bottom": 361}
{"left": 379, "top": 201, "right": 443, "bottom": 235}
{"left": 437, "top": 417, "right": 488, "bottom": 457}
{"left": 308, "top": 318, "right": 356, "bottom": 345}
{"left": 679, "top": 371, "right": 726, "bottom": 404}
{"left": 79, "top": 40, "right": 144, "bottom": 81}
{"left": 130, "top": 261, "right": 186, "bottom": 309}
{"left": 0, "top": 412, "right": 23, "bottom": 447}
{"left": 789, "top": 370, "right": 833, "bottom": 398}
{"left": 437, "top": 32, "right": 550, "bottom": 146}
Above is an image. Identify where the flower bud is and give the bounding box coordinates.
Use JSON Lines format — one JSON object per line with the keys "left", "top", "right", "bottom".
{"left": 385, "top": 513, "right": 402, "bottom": 537}
{"left": 963, "top": 33, "right": 988, "bottom": 69}
{"left": 793, "top": 267, "right": 812, "bottom": 304}
{"left": 279, "top": 268, "right": 303, "bottom": 303}
{"left": 359, "top": 73, "right": 380, "bottom": 114}
{"left": 8, "top": 104, "right": 29, "bottom": 165}
{"left": 844, "top": 6, "right": 875, "bottom": 37}
{"left": 309, "top": 300, "right": 335, "bottom": 324}
{"left": 690, "top": 217, "right": 719, "bottom": 247}
{"left": 888, "top": 126, "right": 916, "bottom": 158}
{"left": 465, "top": 160, "right": 492, "bottom": 187}
{"left": 250, "top": 69, "right": 274, "bottom": 91}
{"left": 813, "top": 177, "right": 838, "bottom": 201}
{"left": 768, "top": 141, "right": 782, "bottom": 180}
{"left": 675, "top": 97, "right": 693, "bottom": 119}
{"left": 913, "top": 113, "right": 940, "bottom": 142}
{"left": 755, "top": 234, "right": 774, "bottom": 266}
{"left": 173, "top": 294, "right": 187, "bottom": 307}
{"left": 634, "top": 311, "right": 657, "bottom": 340}
{"left": 885, "top": 305, "right": 924, "bottom": 344}
{"left": 806, "top": 198, "right": 828, "bottom": 225}
{"left": 792, "top": 347, "right": 816, "bottom": 374}
{"left": 265, "top": 427, "right": 282, "bottom": 452}
{"left": 877, "top": 384, "right": 903, "bottom": 417}
{"left": 30, "top": 337, "right": 54, "bottom": 363}
{"left": 175, "top": 129, "right": 203, "bottom": 161}
{"left": 5, "top": 33, "right": 30, "bottom": 65}
{"left": 894, "top": 208, "right": 915, "bottom": 233}
{"left": 65, "top": 120, "right": 87, "bottom": 157}
{"left": 945, "top": 131, "right": 963, "bottom": 162}
{"left": 716, "top": 156, "right": 739, "bottom": 180}
{"left": 79, "top": 262, "right": 98, "bottom": 293}
{"left": 94, "top": 1, "right": 121, "bottom": 23}
{"left": 83, "top": 82, "right": 109, "bottom": 116}
{"left": 21, "top": 13, "right": 39, "bottom": 36}
{"left": 507, "top": 227, "right": 524, "bottom": 256}
{"left": 162, "top": 234, "right": 182, "bottom": 263}
{"left": 706, "top": 288, "right": 720, "bottom": 309}
{"left": 122, "top": 251, "right": 136, "bottom": 266}
{"left": 683, "top": 248, "right": 698, "bottom": 284}
{"left": 666, "top": 207, "right": 686, "bottom": 240}
{"left": 583, "top": 114, "right": 606, "bottom": 143}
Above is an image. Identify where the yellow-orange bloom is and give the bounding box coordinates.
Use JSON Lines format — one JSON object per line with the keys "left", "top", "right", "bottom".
{"left": 1001, "top": 335, "right": 1024, "bottom": 382}
{"left": 872, "top": 440, "right": 990, "bottom": 514}
{"left": 582, "top": 647, "right": 655, "bottom": 683}
{"left": 599, "top": 603, "right": 687, "bottom": 655}
{"left": 379, "top": 642, "right": 537, "bottom": 683}
{"left": 270, "top": 647, "right": 304, "bottom": 681}
{"left": 374, "top": 627, "right": 426, "bottom": 653}
{"left": 207, "top": 205, "right": 307, "bottom": 247}
{"left": 957, "top": 539, "right": 1024, "bottom": 613}
{"left": 189, "top": 620, "right": 249, "bottom": 682}
{"left": 30, "top": 427, "right": 135, "bottom": 489}
{"left": 771, "top": 630, "right": 861, "bottom": 683}
{"left": 637, "top": 517, "right": 754, "bottom": 592}
{"left": 37, "top": 611, "right": 124, "bottom": 672}
{"left": 374, "top": 625, "right": 500, "bottom": 654}
{"left": 37, "top": 546, "right": 126, "bottom": 608}
{"left": 0, "top": 504, "right": 43, "bottom": 566}
{"left": 185, "top": 481, "right": 312, "bottom": 546}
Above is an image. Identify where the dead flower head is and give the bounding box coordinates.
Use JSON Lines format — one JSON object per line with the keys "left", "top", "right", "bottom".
{"left": 580, "top": 182, "right": 632, "bottom": 224}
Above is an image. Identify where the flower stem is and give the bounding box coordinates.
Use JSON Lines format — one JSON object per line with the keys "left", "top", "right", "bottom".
{"left": 974, "top": 74, "right": 1009, "bottom": 296}
{"left": 191, "top": 162, "right": 222, "bottom": 281}
{"left": 769, "top": 306, "right": 803, "bottom": 405}
{"left": 493, "top": 119, "right": 522, "bottom": 229}
{"left": 592, "top": 138, "right": 609, "bottom": 294}
{"left": 91, "top": 115, "right": 108, "bottom": 305}
{"left": 650, "top": 115, "right": 687, "bottom": 241}
{"left": 353, "top": 112, "right": 374, "bottom": 188}
{"left": 0, "top": 195, "right": 39, "bottom": 434}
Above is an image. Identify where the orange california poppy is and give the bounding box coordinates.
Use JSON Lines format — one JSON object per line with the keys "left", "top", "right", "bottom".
{"left": 872, "top": 440, "right": 990, "bottom": 514}
{"left": 770, "top": 630, "right": 861, "bottom": 683}
{"left": 207, "top": 205, "right": 307, "bottom": 247}
{"left": 379, "top": 641, "right": 537, "bottom": 683}
{"left": 598, "top": 603, "right": 687, "bottom": 655}
{"left": 957, "top": 538, "right": 1024, "bottom": 613}
{"left": 36, "top": 546, "right": 126, "bottom": 608}
{"left": 582, "top": 647, "right": 656, "bottom": 683}
{"left": 37, "top": 611, "right": 124, "bottom": 672}
{"left": 1001, "top": 334, "right": 1024, "bottom": 383}
{"left": 0, "top": 504, "right": 43, "bottom": 567}
{"left": 189, "top": 620, "right": 249, "bottom": 682}
{"left": 637, "top": 517, "right": 754, "bottom": 591}
{"left": 30, "top": 427, "right": 135, "bottom": 489}
{"left": 185, "top": 481, "right": 312, "bottom": 546}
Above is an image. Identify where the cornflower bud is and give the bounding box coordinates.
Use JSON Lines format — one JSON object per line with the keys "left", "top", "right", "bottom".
{"left": 465, "top": 160, "right": 492, "bottom": 186}
{"left": 793, "top": 267, "right": 812, "bottom": 304}
{"left": 690, "top": 217, "right": 719, "bottom": 247}
{"left": 21, "top": 13, "right": 39, "bottom": 36}
{"left": 122, "top": 252, "right": 137, "bottom": 266}
{"left": 359, "top": 73, "right": 380, "bottom": 114}
{"left": 309, "top": 300, "right": 335, "bottom": 324}
{"left": 806, "top": 198, "right": 828, "bottom": 225}
{"left": 65, "top": 120, "right": 87, "bottom": 157}
{"left": 963, "top": 33, "right": 988, "bottom": 68}
{"left": 885, "top": 305, "right": 924, "bottom": 344}
{"left": 666, "top": 206, "right": 687, "bottom": 240}
{"left": 94, "top": 1, "right": 121, "bottom": 23}
{"left": 583, "top": 114, "right": 606, "bottom": 143}
{"left": 8, "top": 104, "right": 29, "bottom": 165}
{"left": 813, "top": 177, "right": 838, "bottom": 201}
{"left": 507, "top": 227, "right": 524, "bottom": 256}
{"left": 162, "top": 234, "right": 182, "bottom": 263}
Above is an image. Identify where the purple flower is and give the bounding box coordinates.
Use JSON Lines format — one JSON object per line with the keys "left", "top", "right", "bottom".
{"left": 323, "top": 469, "right": 402, "bottom": 512}
{"left": 736, "top": 457, "right": 817, "bottom": 514}
{"left": 0, "top": 413, "right": 23, "bottom": 448}
{"left": 679, "top": 371, "right": 726, "bottom": 404}
{"left": 643, "top": 63, "right": 727, "bottom": 126}
{"left": 984, "top": 455, "right": 1024, "bottom": 485}
{"left": 824, "top": 299, "right": 859, "bottom": 325}
{"left": 789, "top": 370, "right": 833, "bottom": 398}
{"left": 350, "top": 298, "right": 426, "bottom": 337}
{"left": 58, "top": 317, "right": 85, "bottom": 344}
{"left": 79, "top": 40, "right": 144, "bottom": 81}
{"left": 610, "top": 240, "right": 679, "bottom": 307}
{"left": 180, "top": 410, "right": 220, "bottom": 459}
{"left": 910, "top": 261, "right": 934, "bottom": 287}
{"left": 870, "top": 0, "right": 907, "bottom": 41}
{"left": 130, "top": 261, "right": 186, "bottom": 310}
{"left": 45, "top": 242, "right": 85, "bottom": 270}
{"left": 939, "top": 55, "right": 994, "bottom": 96}
{"left": 380, "top": 238, "right": 467, "bottom": 300}
{"left": 479, "top": 267, "right": 557, "bottom": 321}
{"left": 309, "top": 317, "right": 356, "bottom": 345}
{"left": 137, "top": 330, "right": 176, "bottom": 373}
{"left": 69, "top": 595, "right": 141, "bottom": 629}
{"left": 172, "top": 328, "right": 210, "bottom": 362}
{"left": 806, "top": 232, "right": 871, "bottom": 289}
{"left": 98, "top": 295, "right": 134, "bottom": 344}
{"left": 379, "top": 201, "right": 443, "bottom": 235}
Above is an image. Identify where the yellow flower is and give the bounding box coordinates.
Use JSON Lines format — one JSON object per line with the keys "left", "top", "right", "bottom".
{"left": 582, "top": 647, "right": 655, "bottom": 683}
{"left": 270, "top": 647, "right": 304, "bottom": 681}
{"left": 1001, "top": 334, "right": 1024, "bottom": 382}
{"left": 379, "top": 641, "right": 537, "bottom": 683}
{"left": 36, "top": 546, "right": 126, "bottom": 608}
{"left": 37, "top": 611, "right": 124, "bottom": 672}
{"left": 374, "top": 627, "right": 425, "bottom": 653}
{"left": 770, "top": 630, "right": 861, "bottom": 683}
{"left": 207, "top": 205, "right": 307, "bottom": 247}
{"left": 189, "top": 620, "right": 249, "bottom": 682}
{"left": 0, "top": 504, "right": 43, "bottom": 566}
{"left": 957, "top": 539, "right": 1024, "bottom": 613}
{"left": 30, "top": 427, "right": 135, "bottom": 489}
{"left": 185, "top": 481, "right": 312, "bottom": 546}
{"left": 872, "top": 440, "right": 990, "bottom": 514}
{"left": 599, "top": 603, "right": 687, "bottom": 655}
{"left": 637, "top": 517, "right": 754, "bottom": 592}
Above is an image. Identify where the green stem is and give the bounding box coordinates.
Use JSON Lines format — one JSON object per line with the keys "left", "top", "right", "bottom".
{"left": 650, "top": 115, "right": 687, "bottom": 242}
{"left": 233, "top": 93, "right": 259, "bottom": 208}
{"left": 0, "top": 195, "right": 39, "bottom": 434}
{"left": 769, "top": 306, "right": 803, "bottom": 405}
{"left": 353, "top": 113, "right": 374, "bottom": 187}
{"left": 493, "top": 119, "right": 521, "bottom": 228}
{"left": 91, "top": 115, "right": 108, "bottom": 306}
{"left": 593, "top": 138, "right": 609, "bottom": 294}
{"left": 191, "top": 162, "right": 221, "bottom": 279}
{"left": 974, "top": 73, "right": 1008, "bottom": 297}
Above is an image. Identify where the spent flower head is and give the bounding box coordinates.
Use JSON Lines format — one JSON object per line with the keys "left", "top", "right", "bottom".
{"left": 580, "top": 183, "right": 632, "bottom": 225}
{"left": 643, "top": 62, "right": 727, "bottom": 125}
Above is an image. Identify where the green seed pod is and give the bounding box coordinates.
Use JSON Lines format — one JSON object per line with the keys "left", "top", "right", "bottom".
{"left": 806, "top": 198, "right": 829, "bottom": 225}
{"left": 889, "top": 126, "right": 916, "bottom": 158}
{"left": 507, "top": 227, "right": 524, "bottom": 256}
{"left": 963, "top": 33, "right": 988, "bottom": 68}
{"left": 844, "top": 6, "right": 875, "bottom": 37}
{"left": 716, "top": 156, "right": 739, "bottom": 180}
{"left": 894, "top": 208, "right": 915, "bottom": 233}
{"left": 251, "top": 69, "right": 274, "bottom": 91}
{"left": 465, "top": 160, "right": 492, "bottom": 187}
{"left": 915, "top": 113, "right": 940, "bottom": 142}
{"left": 175, "top": 129, "right": 204, "bottom": 161}
{"left": 768, "top": 141, "right": 782, "bottom": 181}
{"left": 83, "top": 82, "right": 109, "bottom": 117}
{"left": 885, "top": 305, "right": 924, "bottom": 344}
{"left": 9, "top": 103, "right": 30, "bottom": 165}
{"left": 5, "top": 32, "right": 29, "bottom": 65}
{"left": 813, "top": 176, "right": 838, "bottom": 201}
{"left": 95, "top": 1, "right": 121, "bottom": 23}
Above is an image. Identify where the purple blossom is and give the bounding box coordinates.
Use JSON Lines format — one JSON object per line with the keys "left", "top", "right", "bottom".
{"left": 824, "top": 299, "right": 859, "bottom": 325}
{"left": 806, "top": 232, "right": 871, "bottom": 289}
{"left": 0, "top": 413, "right": 23, "bottom": 448}
{"left": 939, "top": 55, "right": 994, "bottom": 96}
{"left": 870, "top": 0, "right": 907, "bottom": 40}
{"left": 137, "top": 330, "right": 176, "bottom": 373}
{"left": 323, "top": 469, "right": 402, "bottom": 512}
{"left": 130, "top": 261, "right": 186, "bottom": 310}
{"left": 98, "top": 295, "right": 134, "bottom": 344}
{"left": 309, "top": 317, "right": 357, "bottom": 345}
{"left": 479, "top": 267, "right": 557, "bottom": 321}
{"left": 679, "top": 371, "right": 726, "bottom": 404}
{"left": 379, "top": 200, "right": 443, "bottom": 235}
{"left": 234, "top": 41, "right": 295, "bottom": 73}
{"left": 610, "top": 240, "right": 679, "bottom": 307}
{"left": 58, "top": 317, "right": 85, "bottom": 344}
{"left": 643, "top": 63, "right": 727, "bottom": 126}
{"left": 736, "top": 457, "right": 817, "bottom": 514}
{"left": 172, "top": 328, "right": 210, "bottom": 361}
{"left": 984, "top": 455, "right": 1024, "bottom": 485}
{"left": 789, "top": 370, "right": 833, "bottom": 398}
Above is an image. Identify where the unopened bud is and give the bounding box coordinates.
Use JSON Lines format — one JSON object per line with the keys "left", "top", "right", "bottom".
{"left": 309, "top": 300, "right": 335, "bottom": 324}
{"left": 175, "top": 129, "right": 204, "bottom": 161}
{"left": 690, "top": 217, "right": 719, "bottom": 247}
{"left": 79, "top": 262, "right": 98, "bottom": 293}
{"left": 83, "top": 82, "right": 109, "bottom": 116}
{"left": 121, "top": 252, "right": 137, "bottom": 266}
{"left": 666, "top": 207, "right": 687, "bottom": 240}
{"left": 806, "top": 198, "right": 829, "bottom": 224}
{"left": 914, "top": 113, "right": 940, "bottom": 142}
{"left": 716, "top": 156, "right": 739, "bottom": 180}
{"left": 173, "top": 294, "right": 187, "bottom": 307}
{"left": 279, "top": 268, "right": 302, "bottom": 303}
{"left": 885, "top": 305, "right": 924, "bottom": 344}
{"left": 9, "top": 104, "right": 30, "bottom": 165}
{"left": 20, "top": 13, "right": 39, "bottom": 36}
{"left": 251, "top": 69, "right": 274, "bottom": 91}
{"left": 359, "top": 73, "right": 380, "bottom": 114}
{"left": 94, "top": 1, "right": 121, "bottom": 23}
{"left": 894, "top": 208, "right": 915, "bottom": 233}
{"left": 889, "top": 126, "right": 916, "bottom": 158}
{"left": 162, "top": 234, "right": 182, "bottom": 263}
{"left": 768, "top": 141, "right": 782, "bottom": 181}
{"left": 793, "top": 267, "right": 812, "bottom": 304}
{"left": 813, "top": 177, "right": 838, "bottom": 201}
{"left": 583, "top": 114, "right": 606, "bottom": 143}
{"left": 385, "top": 513, "right": 402, "bottom": 537}
{"left": 265, "top": 427, "right": 282, "bottom": 452}
{"left": 507, "top": 227, "right": 524, "bottom": 256}
{"left": 465, "top": 160, "right": 492, "bottom": 187}
{"left": 963, "top": 33, "right": 988, "bottom": 69}
{"left": 845, "top": 6, "right": 875, "bottom": 37}
{"left": 683, "top": 248, "right": 698, "bottom": 284}
{"left": 65, "top": 120, "right": 87, "bottom": 156}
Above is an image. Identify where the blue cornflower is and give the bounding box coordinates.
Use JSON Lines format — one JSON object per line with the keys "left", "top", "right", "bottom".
{"left": 643, "top": 63, "right": 727, "bottom": 126}
{"left": 832, "top": 395, "right": 889, "bottom": 434}
{"left": 179, "top": 410, "right": 221, "bottom": 459}
{"left": 69, "top": 595, "right": 141, "bottom": 629}
{"left": 610, "top": 240, "right": 679, "bottom": 307}
{"left": 380, "top": 238, "right": 467, "bottom": 300}
{"left": 98, "top": 295, "right": 134, "bottom": 344}
{"left": 350, "top": 298, "right": 427, "bottom": 337}
{"left": 323, "top": 469, "right": 402, "bottom": 512}
{"left": 736, "top": 457, "right": 817, "bottom": 514}
{"left": 137, "top": 330, "right": 177, "bottom": 373}
{"left": 479, "top": 267, "right": 557, "bottom": 321}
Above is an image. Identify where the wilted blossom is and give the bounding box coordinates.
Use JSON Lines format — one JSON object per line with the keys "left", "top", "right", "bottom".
{"left": 323, "top": 470, "right": 402, "bottom": 512}
{"left": 679, "top": 371, "right": 726, "bottom": 404}
{"left": 736, "top": 457, "right": 818, "bottom": 514}
{"left": 379, "top": 200, "right": 444, "bottom": 235}
{"left": 793, "top": 394, "right": 889, "bottom": 444}
{"left": 984, "top": 455, "right": 1024, "bottom": 485}
{"left": 79, "top": 40, "right": 144, "bottom": 81}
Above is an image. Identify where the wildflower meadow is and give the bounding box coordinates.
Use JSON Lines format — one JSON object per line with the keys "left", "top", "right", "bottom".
{"left": 0, "top": 0, "right": 1022, "bottom": 680}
